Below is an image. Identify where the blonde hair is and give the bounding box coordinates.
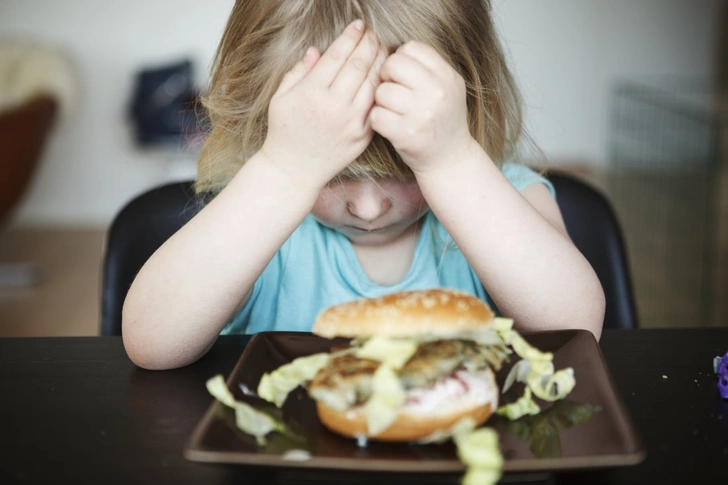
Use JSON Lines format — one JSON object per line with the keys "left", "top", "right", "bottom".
{"left": 196, "top": 0, "right": 529, "bottom": 195}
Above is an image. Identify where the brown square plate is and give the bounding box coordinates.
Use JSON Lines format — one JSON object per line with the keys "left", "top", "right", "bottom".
{"left": 184, "top": 330, "right": 645, "bottom": 473}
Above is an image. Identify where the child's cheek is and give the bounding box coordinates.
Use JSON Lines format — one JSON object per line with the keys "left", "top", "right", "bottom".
{"left": 311, "top": 186, "right": 347, "bottom": 225}
{"left": 381, "top": 179, "right": 429, "bottom": 213}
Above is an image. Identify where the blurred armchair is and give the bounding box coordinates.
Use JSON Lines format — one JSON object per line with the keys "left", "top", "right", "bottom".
{"left": 0, "top": 95, "right": 57, "bottom": 224}
{"left": 0, "top": 41, "right": 77, "bottom": 285}
{"left": 549, "top": 171, "right": 638, "bottom": 330}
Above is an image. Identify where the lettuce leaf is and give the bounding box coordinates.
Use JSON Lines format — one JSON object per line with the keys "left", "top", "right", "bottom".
{"left": 206, "top": 375, "right": 283, "bottom": 445}
{"left": 363, "top": 363, "right": 405, "bottom": 435}
{"left": 495, "top": 317, "right": 576, "bottom": 402}
{"left": 355, "top": 336, "right": 418, "bottom": 370}
{"left": 529, "top": 367, "right": 576, "bottom": 401}
{"left": 496, "top": 387, "right": 540, "bottom": 420}
{"left": 257, "top": 352, "right": 329, "bottom": 407}
{"left": 454, "top": 427, "right": 503, "bottom": 485}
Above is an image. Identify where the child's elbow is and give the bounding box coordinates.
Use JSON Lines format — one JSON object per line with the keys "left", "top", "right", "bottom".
{"left": 583, "top": 275, "right": 606, "bottom": 341}
{"left": 122, "top": 325, "right": 172, "bottom": 371}
{"left": 121, "top": 308, "right": 183, "bottom": 371}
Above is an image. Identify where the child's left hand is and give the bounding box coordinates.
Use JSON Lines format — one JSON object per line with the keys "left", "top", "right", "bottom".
{"left": 371, "top": 41, "right": 474, "bottom": 175}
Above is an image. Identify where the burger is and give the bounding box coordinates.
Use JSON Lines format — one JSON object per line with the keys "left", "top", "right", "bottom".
{"left": 255, "top": 288, "right": 575, "bottom": 445}
{"left": 306, "top": 288, "right": 508, "bottom": 442}
{"left": 205, "top": 288, "right": 576, "bottom": 485}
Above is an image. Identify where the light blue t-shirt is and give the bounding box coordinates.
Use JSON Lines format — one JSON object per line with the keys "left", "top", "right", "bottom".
{"left": 223, "top": 162, "right": 554, "bottom": 334}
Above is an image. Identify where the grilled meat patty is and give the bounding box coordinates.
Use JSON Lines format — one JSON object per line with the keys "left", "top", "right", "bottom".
{"left": 308, "top": 340, "right": 503, "bottom": 409}
{"left": 309, "top": 353, "right": 380, "bottom": 410}
{"left": 399, "top": 339, "right": 481, "bottom": 389}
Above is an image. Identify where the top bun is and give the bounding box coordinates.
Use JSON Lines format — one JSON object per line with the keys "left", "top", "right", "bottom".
{"left": 312, "top": 289, "right": 495, "bottom": 338}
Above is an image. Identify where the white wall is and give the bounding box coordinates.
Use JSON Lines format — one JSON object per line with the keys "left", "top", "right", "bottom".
{"left": 0, "top": 0, "right": 721, "bottom": 227}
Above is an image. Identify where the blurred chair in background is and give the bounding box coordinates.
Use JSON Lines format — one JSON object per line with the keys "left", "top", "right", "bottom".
{"left": 100, "top": 181, "right": 200, "bottom": 336}
{"left": 0, "top": 96, "right": 57, "bottom": 225}
{"left": 0, "top": 41, "right": 77, "bottom": 286}
{"left": 549, "top": 171, "right": 638, "bottom": 330}
{"left": 100, "top": 173, "right": 638, "bottom": 336}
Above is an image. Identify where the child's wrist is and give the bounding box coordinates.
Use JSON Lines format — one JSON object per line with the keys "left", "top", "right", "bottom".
{"left": 251, "top": 150, "right": 328, "bottom": 195}
{"left": 413, "top": 137, "right": 488, "bottom": 184}
{"left": 236, "top": 151, "right": 323, "bottom": 205}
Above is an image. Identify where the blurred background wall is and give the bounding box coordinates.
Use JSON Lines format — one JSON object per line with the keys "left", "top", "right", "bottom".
{"left": 0, "top": 0, "right": 721, "bottom": 227}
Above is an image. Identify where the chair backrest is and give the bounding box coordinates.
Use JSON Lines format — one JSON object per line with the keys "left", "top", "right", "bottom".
{"left": 100, "top": 181, "right": 200, "bottom": 336}
{"left": 100, "top": 173, "right": 638, "bottom": 335}
{"left": 548, "top": 172, "right": 638, "bottom": 329}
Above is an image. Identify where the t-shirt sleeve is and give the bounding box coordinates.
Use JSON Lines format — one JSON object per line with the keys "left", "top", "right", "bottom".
{"left": 221, "top": 236, "right": 291, "bottom": 335}
{"left": 501, "top": 162, "right": 555, "bottom": 197}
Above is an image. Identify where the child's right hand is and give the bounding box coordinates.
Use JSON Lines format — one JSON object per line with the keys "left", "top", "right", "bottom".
{"left": 261, "top": 20, "right": 386, "bottom": 189}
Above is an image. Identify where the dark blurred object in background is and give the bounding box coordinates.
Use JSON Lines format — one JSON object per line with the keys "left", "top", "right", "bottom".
{"left": 128, "top": 59, "right": 208, "bottom": 149}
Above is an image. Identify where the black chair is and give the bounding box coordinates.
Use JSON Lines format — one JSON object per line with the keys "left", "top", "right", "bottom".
{"left": 548, "top": 171, "right": 638, "bottom": 330}
{"left": 100, "top": 181, "right": 201, "bottom": 336}
{"left": 100, "top": 173, "right": 637, "bottom": 335}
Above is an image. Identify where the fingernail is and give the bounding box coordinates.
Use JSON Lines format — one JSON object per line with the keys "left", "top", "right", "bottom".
{"left": 352, "top": 19, "right": 364, "bottom": 31}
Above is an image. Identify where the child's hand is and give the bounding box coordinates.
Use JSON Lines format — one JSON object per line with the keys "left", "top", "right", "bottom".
{"left": 261, "top": 21, "right": 387, "bottom": 188}
{"left": 371, "top": 42, "right": 475, "bottom": 175}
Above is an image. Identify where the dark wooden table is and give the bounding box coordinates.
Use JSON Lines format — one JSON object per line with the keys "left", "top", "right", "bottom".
{"left": 1, "top": 328, "right": 727, "bottom": 485}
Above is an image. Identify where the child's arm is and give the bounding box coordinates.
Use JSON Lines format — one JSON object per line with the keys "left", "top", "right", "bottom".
{"left": 122, "top": 21, "right": 387, "bottom": 370}
{"left": 372, "top": 42, "right": 605, "bottom": 339}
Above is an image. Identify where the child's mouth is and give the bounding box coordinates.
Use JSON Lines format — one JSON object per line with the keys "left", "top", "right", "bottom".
{"left": 346, "top": 225, "right": 388, "bottom": 233}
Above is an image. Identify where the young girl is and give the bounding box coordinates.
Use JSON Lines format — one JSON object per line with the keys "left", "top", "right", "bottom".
{"left": 122, "top": 0, "right": 605, "bottom": 370}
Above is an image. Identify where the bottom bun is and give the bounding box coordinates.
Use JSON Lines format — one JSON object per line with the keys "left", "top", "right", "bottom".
{"left": 315, "top": 369, "right": 498, "bottom": 442}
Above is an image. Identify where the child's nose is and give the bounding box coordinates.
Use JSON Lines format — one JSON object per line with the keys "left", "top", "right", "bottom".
{"left": 346, "top": 184, "right": 392, "bottom": 222}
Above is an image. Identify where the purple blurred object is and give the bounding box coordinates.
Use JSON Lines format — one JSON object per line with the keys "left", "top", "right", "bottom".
{"left": 715, "top": 352, "right": 728, "bottom": 399}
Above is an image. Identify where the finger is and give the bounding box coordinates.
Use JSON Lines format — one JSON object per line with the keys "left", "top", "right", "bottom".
{"left": 276, "top": 47, "right": 321, "bottom": 94}
{"left": 330, "top": 30, "right": 380, "bottom": 98}
{"left": 374, "top": 82, "right": 412, "bottom": 115}
{"left": 379, "top": 50, "right": 433, "bottom": 91}
{"left": 352, "top": 44, "right": 388, "bottom": 110}
{"left": 370, "top": 105, "right": 403, "bottom": 141}
{"left": 396, "top": 41, "right": 449, "bottom": 73}
{"left": 307, "top": 19, "right": 366, "bottom": 86}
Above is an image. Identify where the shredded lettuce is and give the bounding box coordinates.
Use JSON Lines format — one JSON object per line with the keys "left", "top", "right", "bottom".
{"left": 529, "top": 367, "right": 576, "bottom": 401}
{"left": 495, "top": 317, "right": 576, "bottom": 402}
{"left": 493, "top": 317, "right": 515, "bottom": 334}
{"left": 502, "top": 359, "right": 529, "bottom": 393}
{"left": 495, "top": 318, "right": 552, "bottom": 363}
{"left": 496, "top": 387, "right": 541, "bottom": 420}
{"left": 415, "top": 328, "right": 505, "bottom": 347}
{"left": 206, "top": 374, "right": 237, "bottom": 407}
{"left": 363, "top": 363, "right": 405, "bottom": 435}
{"left": 257, "top": 353, "right": 329, "bottom": 407}
{"left": 206, "top": 375, "right": 283, "bottom": 445}
{"left": 454, "top": 427, "right": 503, "bottom": 485}
{"left": 355, "top": 336, "right": 418, "bottom": 370}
